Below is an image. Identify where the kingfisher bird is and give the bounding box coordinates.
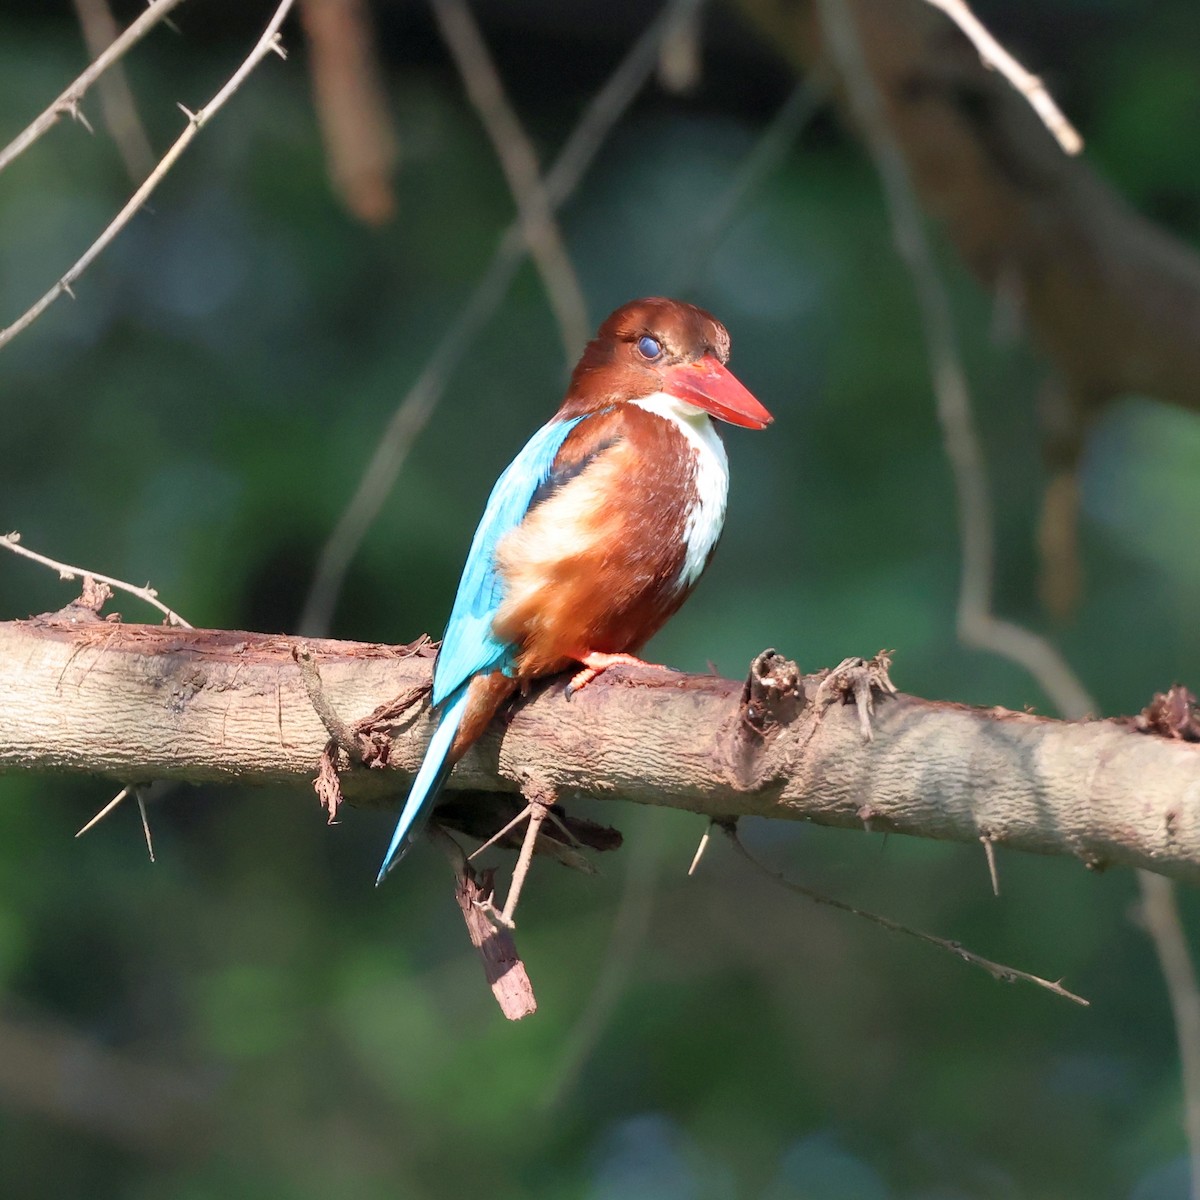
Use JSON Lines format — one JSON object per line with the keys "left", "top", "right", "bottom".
{"left": 376, "top": 296, "right": 772, "bottom": 882}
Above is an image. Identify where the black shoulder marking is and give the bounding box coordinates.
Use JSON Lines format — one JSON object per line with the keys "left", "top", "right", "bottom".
{"left": 528, "top": 434, "right": 623, "bottom": 511}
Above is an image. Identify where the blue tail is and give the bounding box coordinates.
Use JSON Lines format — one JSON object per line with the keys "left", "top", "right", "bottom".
{"left": 375, "top": 684, "right": 470, "bottom": 885}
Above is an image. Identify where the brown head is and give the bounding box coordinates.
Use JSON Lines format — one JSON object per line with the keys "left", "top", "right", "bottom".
{"left": 559, "top": 297, "right": 772, "bottom": 429}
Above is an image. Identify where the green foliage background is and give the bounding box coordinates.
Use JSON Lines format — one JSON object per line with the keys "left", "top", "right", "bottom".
{"left": 1, "top": 2, "right": 1199, "bottom": 1196}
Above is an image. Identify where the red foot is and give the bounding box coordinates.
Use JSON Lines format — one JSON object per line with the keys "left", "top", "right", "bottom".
{"left": 565, "top": 652, "right": 651, "bottom": 698}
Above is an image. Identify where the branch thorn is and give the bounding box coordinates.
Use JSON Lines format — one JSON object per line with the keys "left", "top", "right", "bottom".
{"left": 981, "top": 833, "right": 1000, "bottom": 896}
{"left": 76, "top": 785, "right": 131, "bottom": 837}
{"left": 688, "top": 821, "right": 713, "bottom": 876}
{"left": 136, "top": 788, "right": 156, "bottom": 862}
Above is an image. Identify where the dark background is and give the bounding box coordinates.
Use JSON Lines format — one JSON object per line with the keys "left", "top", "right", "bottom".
{"left": 2, "top": 1, "right": 1199, "bottom": 1196}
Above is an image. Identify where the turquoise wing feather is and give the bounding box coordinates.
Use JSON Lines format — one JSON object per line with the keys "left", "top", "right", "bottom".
{"left": 430, "top": 414, "right": 585, "bottom": 706}
{"left": 376, "top": 414, "right": 588, "bottom": 881}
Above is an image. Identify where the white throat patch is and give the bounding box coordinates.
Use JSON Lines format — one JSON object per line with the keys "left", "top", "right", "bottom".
{"left": 631, "top": 390, "right": 730, "bottom": 589}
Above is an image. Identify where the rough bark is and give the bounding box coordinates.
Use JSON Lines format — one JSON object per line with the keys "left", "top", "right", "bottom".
{"left": 2, "top": 615, "right": 1199, "bottom": 884}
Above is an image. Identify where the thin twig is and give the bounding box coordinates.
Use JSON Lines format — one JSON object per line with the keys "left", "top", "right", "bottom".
{"left": 297, "top": 0, "right": 704, "bottom": 636}
{"left": 1, "top": 531, "right": 192, "bottom": 627}
{"left": 70, "top": 0, "right": 157, "bottom": 183}
{"left": 0, "top": 0, "right": 187, "bottom": 175}
{"left": 466, "top": 806, "right": 532, "bottom": 861}
{"left": 819, "top": 0, "right": 1198, "bottom": 1174}
{"left": 815, "top": 0, "right": 1092, "bottom": 720}
{"left": 921, "top": 0, "right": 1082, "bottom": 155}
{"left": 500, "top": 799, "right": 548, "bottom": 927}
{"left": 431, "top": 0, "right": 589, "bottom": 364}
{"left": 667, "top": 73, "right": 830, "bottom": 293}
{"left": 982, "top": 834, "right": 1000, "bottom": 896}
{"left": 724, "top": 825, "right": 1087, "bottom": 1005}
{"left": 0, "top": 0, "right": 296, "bottom": 352}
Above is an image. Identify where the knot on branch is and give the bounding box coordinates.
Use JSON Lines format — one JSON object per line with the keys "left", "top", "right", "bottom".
{"left": 720, "top": 649, "right": 805, "bottom": 791}
{"left": 43, "top": 576, "right": 116, "bottom": 624}
{"left": 741, "top": 649, "right": 805, "bottom": 734}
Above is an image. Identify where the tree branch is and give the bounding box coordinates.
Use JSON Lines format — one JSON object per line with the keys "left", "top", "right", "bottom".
{"left": 0, "top": 0, "right": 186, "bottom": 175}
{"left": 736, "top": 0, "right": 1200, "bottom": 613}
{"left": 70, "top": 0, "right": 157, "bottom": 184}
{"left": 919, "top": 0, "right": 1081, "bottom": 154}
{"left": 3, "top": 618, "right": 1198, "bottom": 884}
{"left": 737, "top": 0, "right": 1200, "bottom": 418}
{"left": 0, "top": 0, "right": 295, "bottom": 352}
{"left": 431, "top": 0, "right": 590, "bottom": 365}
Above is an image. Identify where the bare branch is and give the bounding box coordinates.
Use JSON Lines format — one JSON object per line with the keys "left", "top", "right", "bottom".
{"left": 431, "top": 0, "right": 589, "bottom": 364}
{"left": 3, "top": 621, "right": 1200, "bottom": 884}
{"left": 667, "top": 73, "right": 830, "bottom": 293}
{"left": 297, "top": 0, "right": 704, "bottom": 636}
{"left": 722, "top": 825, "right": 1088, "bottom": 1005}
{"left": 1, "top": 531, "right": 192, "bottom": 628}
{"left": 70, "top": 0, "right": 157, "bottom": 183}
{"left": 0, "top": 0, "right": 296, "bottom": 352}
{"left": 0, "top": 0, "right": 187, "bottom": 176}
{"left": 921, "top": 0, "right": 1082, "bottom": 155}
{"left": 814, "top": 0, "right": 1093, "bottom": 720}
{"left": 429, "top": 826, "right": 538, "bottom": 1019}
{"left": 816, "top": 0, "right": 1200, "bottom": 1176}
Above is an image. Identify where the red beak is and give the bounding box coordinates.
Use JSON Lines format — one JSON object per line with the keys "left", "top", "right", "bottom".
{"left": 661, "top": 355, "right": 773, "bottom": 430}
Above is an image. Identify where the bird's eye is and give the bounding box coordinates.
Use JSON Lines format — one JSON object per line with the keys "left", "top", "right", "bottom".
{"left": 636, "top": 335, "right": 662, "bottom": 360}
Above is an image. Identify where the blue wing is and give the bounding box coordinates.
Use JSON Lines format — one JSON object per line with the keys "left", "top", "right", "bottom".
{"left": 431, "top": 414, "right": 586, "bottom": 706}
{"left": 377, "top": 412, "right": 592, "bottom": 882}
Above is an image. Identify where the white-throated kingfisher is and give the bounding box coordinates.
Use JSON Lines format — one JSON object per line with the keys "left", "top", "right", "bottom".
{"left": 377, "top": 297, "right": 772, "bottom": 882}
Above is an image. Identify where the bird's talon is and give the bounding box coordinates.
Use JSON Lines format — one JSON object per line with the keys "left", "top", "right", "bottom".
{"left": 565, "top": 652, "right": 650, "bottom": 698}
{"left": 565, "top": 665, "right": 600, "bottom": 696}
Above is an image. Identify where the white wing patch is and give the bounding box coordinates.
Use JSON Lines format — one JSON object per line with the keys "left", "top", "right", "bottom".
{"left": 631, "top": 390, "right": 730, "bottom": 589}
